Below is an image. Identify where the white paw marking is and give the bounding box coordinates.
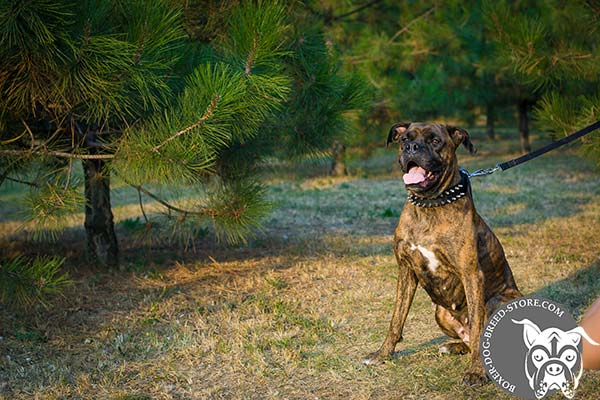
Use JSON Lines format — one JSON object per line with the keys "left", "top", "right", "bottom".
{"left": 362, "top": 358, "right": 376, "bottom": 366}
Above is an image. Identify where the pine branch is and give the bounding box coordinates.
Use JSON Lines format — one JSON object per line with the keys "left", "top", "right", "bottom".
{"left": 22, "top": 182, "right": 85, "bottom": 241}
{"left": 83, "top": 19, "right": 91, "bottom": 46}
{"left": 388, "top": 6, "right": 437, "bottom": 44}
{"left": 5, "top": 176, "right": 39, "bottom": 187}
{"left": 64, "top": 158, "right": 73, "bottom": 190}
{"left": 245, "top": 36, "right": 259, "bottom": 75}
{"left": 137, "top": 187, "right": 149, "bottom": 223}
{"left": 0, "top": 256, "right": 72, "bottom": 308}
{"left": 113, "top": 32, "right": 147, "bottom": 82}
{"left": 74, "top": 19, "right": 92, "bottom": 64}
{"left": 588, "top": 0, "right": 600, "bottom": 15}
{"left": 152, "top": 93, "right": 220, "bottom": 153}
{"left": 0, "top": 130, "right": 26, "bottom": 145}
{"left": 333, "top": 0, "right": 383, "bottom": 21}
{"left": 21, "top": 119, "right": 36, "bottom": 150}
{"left": 305, "top": 0, "right": 383, "bottom": 23}
{"left": 123, "top": 179, "right": 209, "bottom": 217}
{"left": 0, "top": 148, "right": 114, "bottom": 160}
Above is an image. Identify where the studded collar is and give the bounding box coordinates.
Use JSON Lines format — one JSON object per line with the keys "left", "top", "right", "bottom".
{"left": 407, "top": 169, "right": 471, "bottom": 208}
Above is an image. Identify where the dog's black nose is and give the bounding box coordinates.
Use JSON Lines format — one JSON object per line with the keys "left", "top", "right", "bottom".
{"left": 404, "top": 141, "right": 421, "bottom": 154}
{"left": 545, "top": 363, "right": 564, "bottom": 376}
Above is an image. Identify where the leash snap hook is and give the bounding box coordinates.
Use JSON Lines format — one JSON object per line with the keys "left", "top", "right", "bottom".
{"left": 463, "top": 165, "right": 501, "bottom": 178}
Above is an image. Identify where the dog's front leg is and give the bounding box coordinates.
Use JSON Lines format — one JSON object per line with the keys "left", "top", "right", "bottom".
{"left": 461, "top": 255, "right": 488, "bottom": 385}
{"left": 363, "top": 251, "right": 418, "bottom": 365}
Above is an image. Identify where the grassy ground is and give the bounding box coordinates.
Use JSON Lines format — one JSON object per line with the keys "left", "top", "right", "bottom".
{"left": 1, "top": 129, "right": 600, "bottom": 399}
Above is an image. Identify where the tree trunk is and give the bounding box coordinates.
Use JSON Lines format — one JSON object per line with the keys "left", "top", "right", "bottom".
{"left": 330, "top": 141, "right": 347, "bottom": 176}
{"left": 518, "top": 99, "right": 532, "bottom": 153}
{"left": 486, "top": 102, "right": 495, "bottom": 140}
{"left": 83, "top": 158, "right": 119, "bottom": 268}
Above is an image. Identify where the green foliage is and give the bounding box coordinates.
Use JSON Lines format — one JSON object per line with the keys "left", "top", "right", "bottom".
{"left": 23, "top": 183, "right": 84, "bottom": 240}
{"left": 315, "top": 1, "right": 496, "bottom": 146}
{"left": 206, "top": 179, "right": 271, "bottom": 244}
{"left": 0, "top": 256, "right": 72, "bottom": 307}
{"left": 485, "top": 0, "right": 600, "bottom": 165}
{"left": 381, "top": 207, "right": 400, "bottom": 218}
{"left": 0, "top": 0, "right": 368, "bottom": 254}
{"left": 110, "top": 0, "right": 295, "bottom": 243}
{"left": 275, "top": 19, "right": 371, "bottom": 158}
{"left": 113, "top": 63, "right": 253, "bottom": 186}
{"left": 485, "top": 0, "right": 600, "bottom": 89}
{"left": 220, "top": 0, "right": 290, "bottom": 75}
{"left": 0, "top": 0, "right": 184, "bottom": 122}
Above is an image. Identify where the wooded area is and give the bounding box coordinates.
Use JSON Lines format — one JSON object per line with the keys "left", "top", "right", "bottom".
{"left": 2, "top": 0, "right": 600, "bottom": 272}
{"left": 1, "top": 1, "right": 600, "bottom": 398}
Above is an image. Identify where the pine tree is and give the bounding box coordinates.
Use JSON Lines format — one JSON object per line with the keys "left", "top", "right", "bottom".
{"left": 309, "top": 1, "right": 479, "bottom": 153}
{"left": 483, "top": 0, "right": 600, "bottom": 157}
{"left": 300, "top": 1, "right": 426, "bottom": 158}
{"left": 0, "top": 0, "right": 368, "bottom": 269}
{"left": 316, "top": 0, "right": 540, "bottom": 152}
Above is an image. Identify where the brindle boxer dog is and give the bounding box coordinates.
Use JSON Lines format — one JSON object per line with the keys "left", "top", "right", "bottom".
{"left": 363, "top": 122, "right": 522, "bottom": 385}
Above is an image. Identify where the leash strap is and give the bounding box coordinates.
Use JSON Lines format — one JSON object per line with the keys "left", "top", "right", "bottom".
{"left": 466, "top": 120, "right": 600, "bottom": 178}
{"left": 497, "top": 120, "right": 600, "bottom": 171}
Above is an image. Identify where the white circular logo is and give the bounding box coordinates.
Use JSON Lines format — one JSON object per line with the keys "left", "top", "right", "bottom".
{"left": 480, "top": 295, "right": 598, "bottom": 399}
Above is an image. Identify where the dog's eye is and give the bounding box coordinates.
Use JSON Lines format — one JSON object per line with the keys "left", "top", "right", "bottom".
{"left": 562, "top": 349, "right": 577, "bottom": 363}
{"left": 430, "top": 138, "right": 441, "bottom": 145}
{"left": 532, "top": 349, "right": 547, "bottom": 363}
{"left": 401, "top": 136, "right": 409, "bottom": 142}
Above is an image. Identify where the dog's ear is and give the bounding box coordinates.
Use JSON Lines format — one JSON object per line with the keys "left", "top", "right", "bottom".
{"left": 446, "top": 125, "right": 476, "bottom": 154}
{"left": 386, "top": 122, "right": 411, "bottom": 147}
{"left": 512, "top": 319, "right": 542, "bottom": 349}
{"left": 565, "top": 326, "right": 600, "bottom": 346}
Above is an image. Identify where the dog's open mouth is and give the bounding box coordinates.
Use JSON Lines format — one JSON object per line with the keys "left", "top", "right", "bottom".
{"left": 403, "top": 162, "right": 437, "bottom": 188}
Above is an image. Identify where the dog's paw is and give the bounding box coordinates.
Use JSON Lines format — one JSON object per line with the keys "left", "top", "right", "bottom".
{"left": 439, "top": 341, "right": 470, "bottom": 355}
{"left": 362, "top": 351, "right": 388, "bottom": 366}
{"left": 462, "top": 369, "right": 489, "bottom": 386}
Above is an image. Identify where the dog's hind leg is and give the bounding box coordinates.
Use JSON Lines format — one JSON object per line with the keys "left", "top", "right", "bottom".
{"left": 485, "top": 288, "right": 522, "bottom": 319}
{"left": 435, "top": 305, "right": 470, "bottom": 354}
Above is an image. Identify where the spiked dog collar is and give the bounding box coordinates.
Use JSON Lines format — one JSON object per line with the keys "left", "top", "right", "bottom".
{"left": 407, "top": 169, "right": 471, "bottom": 208}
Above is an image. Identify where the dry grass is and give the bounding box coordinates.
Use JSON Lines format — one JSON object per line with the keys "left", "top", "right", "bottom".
{"left": 1, "top": 130, "right": 600, "bottom": 399}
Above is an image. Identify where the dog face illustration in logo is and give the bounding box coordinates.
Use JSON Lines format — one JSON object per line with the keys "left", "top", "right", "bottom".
{"left": 512, "top": 319, "right": 599, "bottom": 399}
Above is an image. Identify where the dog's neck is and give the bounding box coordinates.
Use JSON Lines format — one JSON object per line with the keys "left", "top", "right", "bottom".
{"left": 407, "top": 169, "right": 471, "bottom": 208}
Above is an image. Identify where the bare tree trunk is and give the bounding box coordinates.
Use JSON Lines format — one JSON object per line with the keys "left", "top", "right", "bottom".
{"left": 330, "top": 141, "right": 347, "bottom": 176}
{"left": 83, "top": 158, "right": 119, "bottom": 269}
{"left": 518, "top": 99, "right": 532, "bottom": 153}
{"left": 486, "top": 102, "right": 495, "bottom": 140}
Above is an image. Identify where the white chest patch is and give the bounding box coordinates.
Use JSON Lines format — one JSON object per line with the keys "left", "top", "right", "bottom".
{"left": 410, "top": 244, "right": 440, "bottom": 272}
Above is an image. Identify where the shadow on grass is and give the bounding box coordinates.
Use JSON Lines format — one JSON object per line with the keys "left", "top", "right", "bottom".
{"left": 470, "top": 153, "right": 600, "bottom": 228}
{"left": 533, "top": 259, "right": 600, "bottom": 319}
{"left": 392, "top": 336, "right": 447, "bottom": 358}
{"left": 387, "top": 261, "right": 600, "bottom": 361}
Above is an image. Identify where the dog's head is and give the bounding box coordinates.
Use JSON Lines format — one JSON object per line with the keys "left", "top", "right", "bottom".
{"left": 386, "top": 122, "right": 475, "bottom": 197}
{"left": 512, "top": 319, "right": 598, "bottom": 399}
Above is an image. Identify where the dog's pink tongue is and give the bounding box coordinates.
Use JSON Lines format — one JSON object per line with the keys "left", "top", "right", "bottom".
{"left": 403, "top": 166, "right": 427, "bottom": 185}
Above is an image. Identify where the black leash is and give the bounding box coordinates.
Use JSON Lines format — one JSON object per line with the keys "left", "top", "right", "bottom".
{"left": 464, "top": 120, "right": 600, "bottom": 178}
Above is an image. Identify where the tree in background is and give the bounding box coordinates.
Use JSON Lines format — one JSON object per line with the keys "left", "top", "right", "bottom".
{"left": 313, "top": 0, "right": 547, "bottom": 154}
{"left": 310, "top": 1, "right": 489, "bottom": 157}
{"left": 0, "top": 0, "right": 367, "bottom": 274}
{"left": 312, "top": 1, "right": 421, "bottom": 158}
{"left": 484, "top": 0, "right": 600, "bottom": 160}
